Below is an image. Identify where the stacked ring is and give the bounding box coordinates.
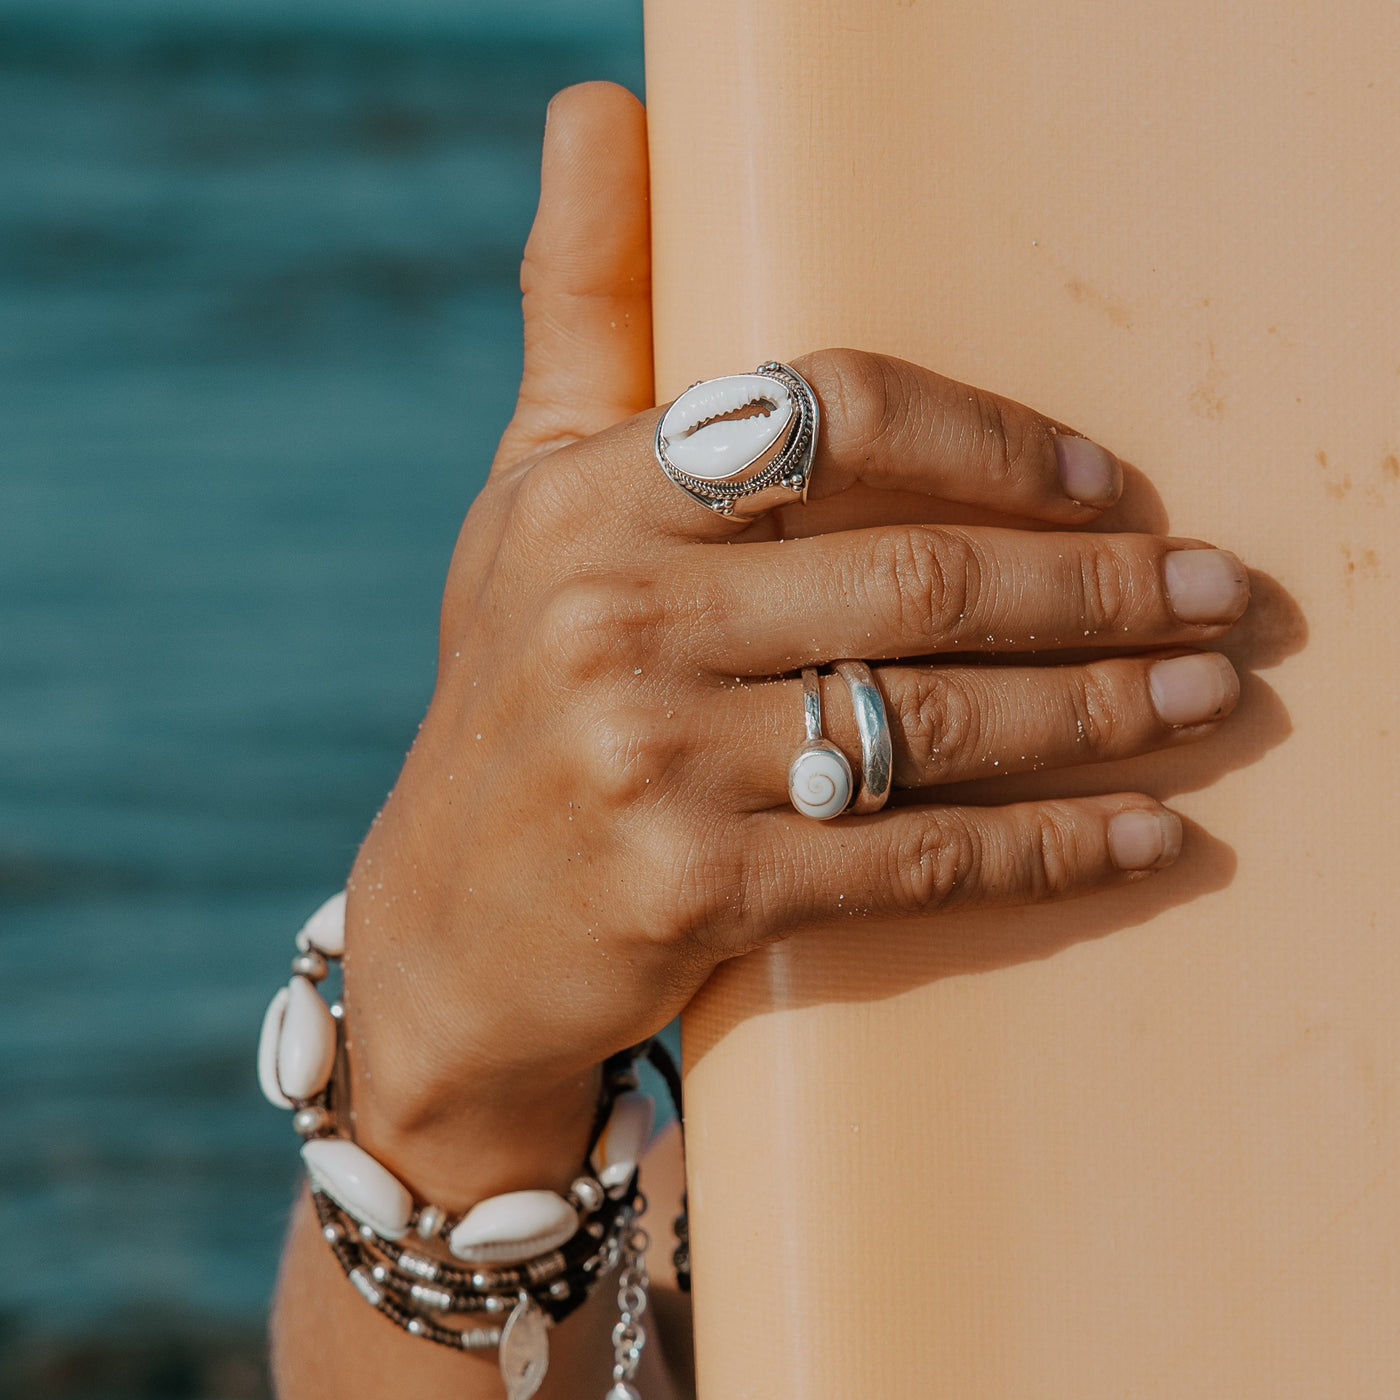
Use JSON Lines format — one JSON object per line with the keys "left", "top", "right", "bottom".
{"left": 787, "top": 664, "right": 893, "bottom": 820}
{"left": 787, "top": 669, "right": 855, "bottom": 820}
{"left": 834, "top": 661, "right": 893, "bottom": 815}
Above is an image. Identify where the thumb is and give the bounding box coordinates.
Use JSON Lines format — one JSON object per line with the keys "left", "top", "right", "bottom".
{"left": 494, "top": 81, "right": 653, "bottom": 471}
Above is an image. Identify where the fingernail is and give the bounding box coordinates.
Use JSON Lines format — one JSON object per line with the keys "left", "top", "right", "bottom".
{"left": 1148, "top": 652, "right": 1240, "bottom": 726}
{"left": 1164, "top": 548, "right": 1250, "bottom": 623}
{"left": 1054, "top": 435, "right": 1122, "bottom": 508}
{"left": 1109, "top": 808, "right": 1183, "bottom": 871}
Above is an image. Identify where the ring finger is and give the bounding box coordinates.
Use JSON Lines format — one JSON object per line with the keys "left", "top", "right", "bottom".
{"left": 724, "top": 649, "right": 1240, "bottom": 810}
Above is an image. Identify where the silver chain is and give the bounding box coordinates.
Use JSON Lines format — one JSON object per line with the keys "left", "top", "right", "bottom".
{"left": 604, "top": 1197, "right": 650, "bottom": 1400}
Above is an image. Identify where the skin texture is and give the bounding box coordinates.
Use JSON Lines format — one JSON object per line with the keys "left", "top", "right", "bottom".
{"left": 270, "top": 81, "right": 1249, "bottom": 1399}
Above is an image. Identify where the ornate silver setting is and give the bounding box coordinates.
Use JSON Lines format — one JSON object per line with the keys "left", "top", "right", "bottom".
{"left": 654, "top": 361, "right": 819, "bottom": 520}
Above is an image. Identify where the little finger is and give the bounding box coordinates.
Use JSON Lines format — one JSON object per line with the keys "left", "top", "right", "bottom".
{"left": 747, "top": 795, "right": 1183, "bottom": 935}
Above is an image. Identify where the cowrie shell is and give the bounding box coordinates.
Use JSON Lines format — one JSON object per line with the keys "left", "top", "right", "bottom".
{"left": 591, "top": 1091, "right": 655, "bottom": 1190}
{"left": 660, "top": 373, "right": 794, "bottom": 481}
{"left": 788, "top": 742, "right": 853, "bottom": 821}
{"left": 296, "top": 889, "right": 347, "bottom": 957}
{"left": 302, "top": 1138, "right": 413, "bottom": 1240}
{"left": 275, "top": 975, "right": 338, "bottom": 1101}
{"left": 257, "top": 986, "right": 293, "bottom": 1108}
{"left": 448, "top": 1190, "right": 579, "bottom": 1264}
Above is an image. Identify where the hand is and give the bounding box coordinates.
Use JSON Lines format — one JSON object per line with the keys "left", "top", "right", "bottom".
{"left": 341, "top": 82, "right": 1249, "bottom": 1204}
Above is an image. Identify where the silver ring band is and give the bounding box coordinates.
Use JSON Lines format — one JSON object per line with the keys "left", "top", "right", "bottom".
{"left": 787, "top": 668, "right": 854, "bottom": 820}
{"left": 834, "top": 661, "right": 892, "bottom": 814}
{"left": 655, "top": 362, "right": 819, "bottom": 521}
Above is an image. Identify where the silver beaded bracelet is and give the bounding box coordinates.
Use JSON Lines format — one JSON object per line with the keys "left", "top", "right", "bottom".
{"left": 258, "top": 891, "right": 681, "bottom": 1400}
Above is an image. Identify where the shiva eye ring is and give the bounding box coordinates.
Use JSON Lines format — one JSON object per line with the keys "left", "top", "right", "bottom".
{"left": 788, "top": 668, "right": 855, "bottom": 820}
{"left": 654, "top": 362, "right": 819, "bottom": 521}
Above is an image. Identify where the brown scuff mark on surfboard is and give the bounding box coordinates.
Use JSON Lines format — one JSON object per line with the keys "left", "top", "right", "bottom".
{"left": 1063, "top": 276, "right": 1133, "bottom": 330}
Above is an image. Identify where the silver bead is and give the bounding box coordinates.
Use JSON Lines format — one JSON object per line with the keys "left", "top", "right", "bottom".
{"left": 410, "top": 1283, "right": 452, "bottom": 1311}
{"left": 291, "top": 950, "right": 329, "bottom": 982}
{"left": 397, "top": 1251, "right": 440, "bottom": 1281}
{"left": 570, "top": 1176, "right": 604, "bottom": 1213}
{"left": 607, "top": 1385, "right": 641, "bottom": 1400}
{"left": 322, "top": 1223, "right": 343, "bottom": 1244}
{"left": 370, "top": 1264, "right": 389, "bottom": 1284}
{"left": 416, "top": 1204, "right": 446, "bottom": 1240}
{"left": 471, "top": 1272, "right": 492, "bottom": 1290}
{"left": 292, "top": 1106, "right": 330, "bottom": 1137}
{"left": 547, "top": 1280, "right": 570, "bottom": 1300}
{"left": 406, "top": 1318, "right": 424, "bottom": 1336}
{"left": 330, "top": 1001, "right": 345, "bottom": 1019}
{"left": 483, "top": 1295, "right": 506, "bottom": 1313}
{"left": 359, "top": 1223, "right": 376, "bottom": 1240}
{"left": 348, "top": 1267, "right": 382, "bottom": 1306}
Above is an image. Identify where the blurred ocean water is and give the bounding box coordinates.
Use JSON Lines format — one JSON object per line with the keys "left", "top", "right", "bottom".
{"left": 0, "top": 3, "right": 642, "bottom": 1394}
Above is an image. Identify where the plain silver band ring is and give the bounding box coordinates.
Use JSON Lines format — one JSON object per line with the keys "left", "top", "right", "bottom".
{"left": 834, "top": 661, "right": 893, "bottom": 814}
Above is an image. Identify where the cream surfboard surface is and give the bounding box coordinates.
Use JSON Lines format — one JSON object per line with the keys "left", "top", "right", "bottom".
{"left": 644, "top": 1, "right": 1400, "bottom": 1395}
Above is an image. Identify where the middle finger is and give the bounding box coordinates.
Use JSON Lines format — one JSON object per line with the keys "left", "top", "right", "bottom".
{"left": 689, "top": 525, "right": 1250, "bottom": 673}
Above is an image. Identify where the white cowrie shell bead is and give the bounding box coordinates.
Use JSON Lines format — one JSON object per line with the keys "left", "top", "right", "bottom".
{"left": 788, "top": 742, "right": 854, "bottom": 821}
{"left": 591, "top": 1091, "right": 654, "bottom": 1191}
{"left": 660, "top": 373, "right": 794, "bottom": 481}
{"left": 276, "top": 976, "right": 337, "bottom": 1102}
{"left": 257, "top": 986, "right": 292, "bottom": 1108}
{"left": 302, "top": 1138, "right": 413, "bottom": 1240}
{"left": 447, "top": 1190, "right": 579, "bottom": 1265}
{"left": 296, "top": 889, "right": 346, "bottom": 957}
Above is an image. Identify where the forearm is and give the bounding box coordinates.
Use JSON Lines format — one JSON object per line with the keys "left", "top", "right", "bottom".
{"left": 270, "top": 1189, "right": 617, "bottom": 1400}
{"left": 269, "top": 1127, "right": 694, "bottom": 1400}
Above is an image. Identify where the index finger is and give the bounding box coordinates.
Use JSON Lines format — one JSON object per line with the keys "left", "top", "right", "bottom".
{"left": 793, "top": 348, "right": 1121, "bottom": 522}
{"left": 529, "top": 347, "right": 1124, "bottom": 549}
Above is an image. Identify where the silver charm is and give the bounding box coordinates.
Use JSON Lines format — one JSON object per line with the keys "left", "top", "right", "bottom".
{"left": 499, "top": 1293, "right": 550, "bottom": 1400}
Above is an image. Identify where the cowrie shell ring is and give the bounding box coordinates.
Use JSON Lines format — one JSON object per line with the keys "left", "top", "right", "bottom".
{"left": 788, "top": 668, "right": 855, "bottom": 820}
{"left": 655, "top": 362, "right": 819, "bottom": 520}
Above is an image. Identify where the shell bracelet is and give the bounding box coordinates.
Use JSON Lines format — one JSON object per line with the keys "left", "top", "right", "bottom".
{"left": 259, "top": 891, "right": 687, "bottom": 1400}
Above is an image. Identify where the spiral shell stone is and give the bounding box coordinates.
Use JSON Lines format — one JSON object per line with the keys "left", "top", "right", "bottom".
{"left": 788, "top": 741, "right": 854, "bottom": 820}
{"left": 659, "top": 373, "right": 795, "bottom": 481}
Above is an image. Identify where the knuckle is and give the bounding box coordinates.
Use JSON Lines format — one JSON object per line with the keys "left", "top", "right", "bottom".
{"left": 1027, "top": 808, "right": 1081, "bottom": 899}
{"left": 891, "top": 817, "right": 980, "bottom": 912}
{"left": 967, "top": 388, "right": 1040, "bottom": 485}
{"left": 510, "top": 460, "right": 580, "bottom": 536}
{"left": 1068, "top": 665, "right": 1123, "bottom": 754}
{"left": 638, "top": 817, "right": 746, "bottom": 950}
{"left": 905, "top": 673, "right": 982, "bottom": 779}
{"left": 868, "top": 527, "right": 980, "bottom": 640}
{"left": 575, "top": 707, "right": 679, "bottom": 810}
{"left": 806, "top": 348, "right": 898, "bottom": 454}
{"left": 534, "top": 581, "right": 663, "bottom": 686}
{"left": 1078, "top": 542, "right": 1134, "bottom": 632}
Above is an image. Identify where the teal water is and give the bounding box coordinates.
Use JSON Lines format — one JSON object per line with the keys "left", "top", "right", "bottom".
{"left": 0, "top": 5, "right": 643, "bottom": 1392}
